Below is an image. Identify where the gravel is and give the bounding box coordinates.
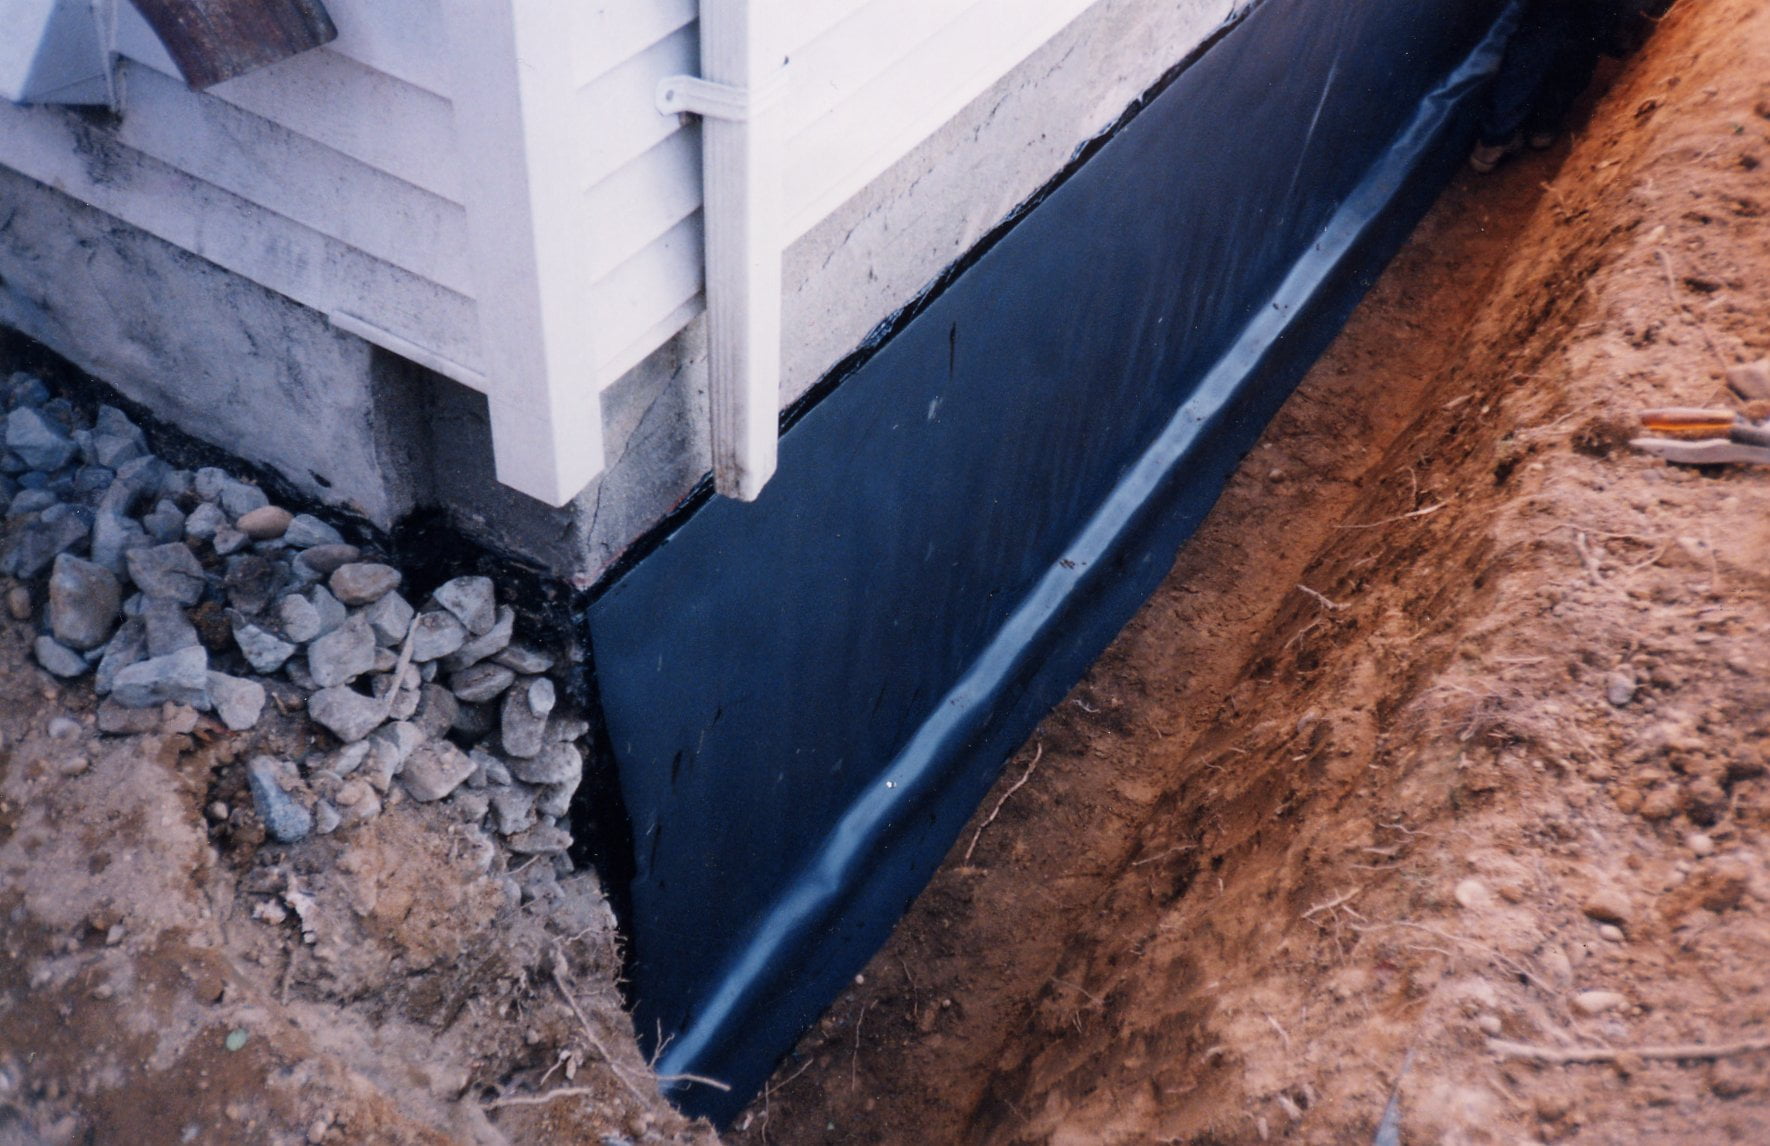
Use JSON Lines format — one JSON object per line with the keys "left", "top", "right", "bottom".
{"left": 3, "top": 368, "right": 596, "bottom": 902}
{"left": 235, "top": 505, "right": 292, "bottom": 540}
{"left": 247, "top": 755, "right": 313, "bottom": 843}
{"left": 208, "top": 672, "right": 266, "bottom": 731}
{"left": 48, "top": 554, "right": 120, "bottom": 650}
{"left": 125, "top": 544, "right": 207, "bottom": 604}
{"left": 307, "top": 687, "right": 387, "bottom": 743}
{"left": 33, "top": 635, "right": 89, "bottom": 678}
{"left": 401, "top": 739, "right": 476, "bottom": 802}
{"left": 329, "top": 562, "right": 401, "bottom": 606}
{"left": 306, "top": 614, "right": 377, "bottom": 688}
{"left": 433, "top": 576, "right": 497, "bottom": 636}
{"left": 110, "top": 645, "right": 210, "bottom": 709}
{"left": 409, "top": 609, "right": 468, "bottom": 662}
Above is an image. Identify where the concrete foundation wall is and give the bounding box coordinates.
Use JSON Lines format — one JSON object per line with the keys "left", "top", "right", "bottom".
{"left": 0, "top": 0, "right": 1238, "bottom": 581}
{"left": 0, "top": 162, "right": 430, "bottom": 529}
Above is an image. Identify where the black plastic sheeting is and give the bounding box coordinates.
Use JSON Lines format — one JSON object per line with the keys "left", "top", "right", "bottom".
{"left": 585, "top": 0, "right": 1518, "bottom": 1123}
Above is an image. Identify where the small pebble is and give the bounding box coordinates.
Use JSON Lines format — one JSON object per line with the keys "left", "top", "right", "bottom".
{"left": 1572, "top": 989, "right": 1628, "bottom": 1016}
{"left": 1599, "top": 924, "right": 1625, "bottom": 943}
{"left": 5, "top": 585, "right": 31, "bottom": 621}
{"left": 1581, "top": 886, "right": 1632, "bottom": 926}
{"left": 235, "top": 505, "right": 293, "bottom": 540}
{"left": 1605, "top": 670, "right": 1636, "bottom": 707}
{"left": 1476, "top": 1013, "right": 1503, "bottom": 1036}
{"left": 1453, "top": 878, "right": 1492, "bottom": 911}
{"left": 1686, "top": 832, "right": 1715, "bottom": 858}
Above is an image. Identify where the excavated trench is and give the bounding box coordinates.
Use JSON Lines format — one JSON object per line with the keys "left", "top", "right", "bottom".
{"left": 726, "top": 2, "right": 1770, "bottom": 1142}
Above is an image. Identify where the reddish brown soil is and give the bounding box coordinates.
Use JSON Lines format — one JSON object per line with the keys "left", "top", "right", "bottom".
{"left": 733, "top": 2, "right": 1770, "bottom": 1142}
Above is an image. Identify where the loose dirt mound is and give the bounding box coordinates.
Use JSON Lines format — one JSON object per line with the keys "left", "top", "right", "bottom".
{"left": 736, "top": 2, "right": 1770, "bottom": 1142}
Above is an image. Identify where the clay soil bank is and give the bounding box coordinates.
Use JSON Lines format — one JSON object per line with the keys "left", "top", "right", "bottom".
{"left": 736, "top": 2, "right": 1770, "bottom": 1142}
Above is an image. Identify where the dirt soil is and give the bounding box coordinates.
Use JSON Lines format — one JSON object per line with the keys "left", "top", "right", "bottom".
{"left": 732, "top": 2, "right": 1770, "bottom": 1143}
{"left": 0, "top": 610, "right": 718, "bottom": 1146}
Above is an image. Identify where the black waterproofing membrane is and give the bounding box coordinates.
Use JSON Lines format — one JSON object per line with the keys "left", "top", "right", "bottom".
{"left": 585, "top": 0, "right": 1520, "bottom": 1122}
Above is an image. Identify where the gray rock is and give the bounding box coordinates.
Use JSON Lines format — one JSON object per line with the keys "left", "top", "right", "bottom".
{"left": 276, "top": 593, "right": 323, "bottom": 643}
{"left": 158, "top": 466, "right": 194, "bottom": 500}
{"left": 510, "top": 740, "right": 582, "bottom": 787}
{"left": 104, "top": 456, "right": 169, "bottom": 515}
{"left": 207, "top": 672, "right": 266, "bottom": 731}
{"left": 6, "top": 372, "right": 50, "bottom": 407}
{"left": 33, "top": 636, "right": 89, "bottom": 678}
{"left": 400, "top": 740, "right": 476, "bottom": 802}
{"left": 501, "top": 683, "right": 549, "bottom": 758}
{"left": 330, "top": 741, "right": 372, "bottom": 776}
{"left": 223, "top": 554, "right": 281, "bottom": 614}
{"left": 94, "top": 617, "right": 147, "bottom": 694}
{"left": 363, "top": 590, "right": 415, "bottom": 646}
{"left": 125, "top": 544, "right": 208, "bottom": 604}
{"left": 142, "top": 597, "right": 201, "bottom": 657}
{"left": 140, "top": 499, "right": 186, "bottom": 543}
{"left": 411, "top": 684, "right": 459, "bottom": 739}
{"left": 549, "top": 714, "right": 591, "bottom": 743}
{"left": 307, "top": 586, "right": 348, "bottom": 638}
{"left": 506, "top": 824, "right": 573, "bottom": 856}
{"left": 89, "top": 406, "right": 147, "bottom": 468}
{"left": 8, "top": 487, "right": 57, "bottom": 516}
{"left": 71, "top": 464, "right": 115, "bottom": 499}
{"left": 48, "top": 553, "right": 121, "bottom": 650}
{"left": 0, "top": 511, "right": 88, "bottom": 578}
{"left": 432, "top": 576, "right": 497, "bottom": 636}
{"left": 329, "top": 562, "right": 401, "bottom": 607}
{"left": 246, "top": 756, "right": 312, "bottom": 843}
{"left": 6, "top": 407, "right": 76, "bottom": 471}
{"left": 89, "top": 511, "right": 149, "bottom": 575}
{"left": 440, "top": 605, "right": 515, "bottom": 671}
{"left": 449, "top": 662, "right": 515, "bottom": 704}
{"left": 369, "top": 720, "right": 425, "bottom": 769}
{"left": 231, "top": 615, "right": 296, "bottom": 674}
{"left": 1606, "top": 670, "right": 1636, "bottom": 707}
{"left": 372, "top": 665, "right": 422, "bottom": 720}
{"left": 371, "top": 645, "right": 399, "bottom": 673}
{"left": 535, "top": 779, "right": 577, "bottom": 819}
{"left": 490, "top": 785, "right": 536, "bottom": 835}
{"left": 96, "top": 698, "right": 160, "bottom": 735}
{"left": 283, "top": 514, "right": 344, "bottom": 549}
{"left": 182, "top": 501, "right": 228, "bottom": 542}
{"left": 211, "top": 525, "right": 250, "bottom": 556}
{"left": 307, "top": 614, "right": 377, "bottom": 688}
{"left": 307, "top": 687, "right": 386, "bottom": 743}
{"left": 313, "top": 801, "right": 342, "bottom": 835}
{"left": 192, "top": 467, "right": 228, "bottom": 501}
{"left": 333, "top": 779, "right": 382, "bottom": 824}
{"left": 451, "top": 789, "right": 491, "bottom": 824}
{"left": 409, "top": 609, "right": 467, "bottom": 662}
{"left": 293, "top": 543, "right": 360, "bottom": 576}
{"left": 110, "top": 645, "right": 209, "bottom": 709}
{"left": 218, "top": 481, "right": 268, "bottom": 520}
{"left": 478, "top": 752, "right": 512, "bottom": 787}
{"left": 235, "top": 505, "right": 292, "bottom": 540}
{"left": 492, "top": 642, "right": 555, "bottom": 675}
{"left": 526, "top": 676, "right": 557, "bottom": 717}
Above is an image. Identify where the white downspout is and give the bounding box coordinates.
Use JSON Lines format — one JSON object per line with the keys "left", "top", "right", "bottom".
{"left": 657, "top": 0, "right": 787, "bottom": 501}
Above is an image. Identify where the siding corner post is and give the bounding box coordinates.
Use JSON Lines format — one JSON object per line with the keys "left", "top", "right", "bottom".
{"left": 441, "top": 0, "right": 601, "bottom": 508}
{"left": 666, "top": 0, "right": 786, "bottom": 502}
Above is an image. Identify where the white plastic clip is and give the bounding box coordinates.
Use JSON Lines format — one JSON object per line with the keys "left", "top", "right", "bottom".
{"left": 655, "top": 69, "right": 787, "bottom": 122}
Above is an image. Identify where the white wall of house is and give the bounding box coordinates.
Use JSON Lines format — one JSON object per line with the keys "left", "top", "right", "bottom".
{"left": 0, "top": 0, "right": 1241, "bottom": 575}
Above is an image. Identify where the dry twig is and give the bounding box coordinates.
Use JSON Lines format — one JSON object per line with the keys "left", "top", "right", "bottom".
{"left": 963, "top": 742, "right": 1044, "bottom": 862}
{"left": 482, "top": 1085, "right": 599, "bottom": 1110}
{"left": 1336, "top": 502, "right": 1446, "bottom": 530}
{"left": 1296, "top": 584, "right": 1347, "bottom": 611}
{"left": 1488, "top": 1036, "right": 1770, "bottom": 1065}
